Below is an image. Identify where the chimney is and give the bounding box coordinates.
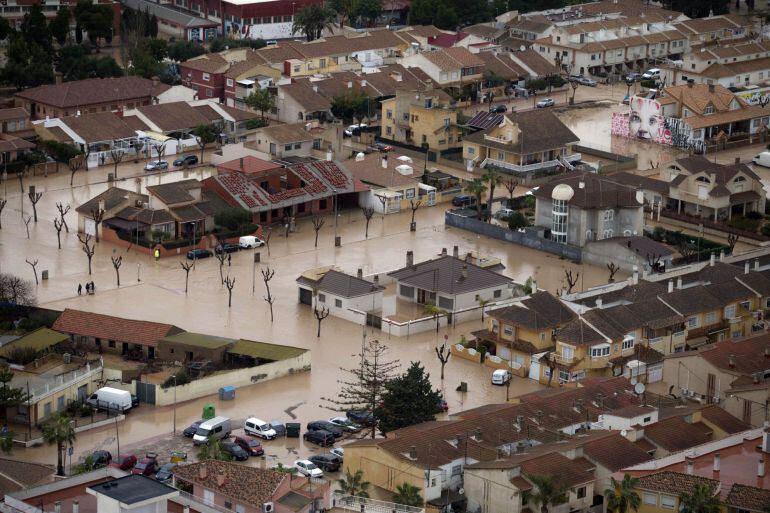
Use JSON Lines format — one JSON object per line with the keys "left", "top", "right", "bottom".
{"left": 746, "top": 261, "right": 751, "bottom": 275}
{"left": 596, "top": 298, "right": 603, "bottom": 308}
{"left": 531, "top": 280, "right": 537, "bottom": 293}
{"left": 54, "top": 502, "right": 61, "bottom": 513}
{"left": 759, "top": 458, "right": 766, "bottom": 478}
{"left": 73, "top": 502, "right": 79, "bottom": 513}
{"left": 409, "top": 445, "right": 417, "bottom": 459}
{"left": 453, "top": 245, "right": 459, "bottom": 258}
{"left": 668, "top": 279, "right": 674, "bottom": 293}
{"left": 199, "top": 464, "right": 208, "bottom": 480}
{"left": 713, "top": 453, "right": 721, "bottom": 473}
{"left": 373, "top": 274, "right": 380, "bottom": 287}
{"left": 357, "top": 268, "right": 363, "bottom": 279}
{"left": 686, "top": 458, "right": 694, "bottom": 475}
{"left": 465, "top": 252, "right": 472, "bottom": 263}
{"left": 632, "top": 265, "right": 639, "bottom": 285}
{"left": 736, "top": 157, "right": 741, "bottom": 165}
{"left": 326, "top": 148, "right": 333, "bottom": 161}
{"left": 687, "top": 80, "right": 694, "bottom": 88}
{"left": 710, "top": 253, "right": 715, "bottom": 266}
{"left": 720, "top": 250, "right": 725, "bottom": 262}
{"left": 676, "top": 276, "right": 683, "bottom": 289}
{"left": 381, "top": 156, "right": 387, "bottom": 169}
{"left": 347, "top": 81, "right": 353, "bottom": 89}
{"left": 756, "top": 258, "right": 761, "bottom": 271}
{"left": 239, "top": 157, "right": 244, "bottom": 170}
{"left": 461, "top": 264, "right": 468, "bottom": 279}
{"left": 312, "top": 84, "right": 318, "bottom": 93}
{"left": 441, "top": 248, "right": 447, "bottom": 256}
{"left": 709, "top": 83, "right": 715, "bottom": 93}
{"left": 406, "top": 251, "right": 414, "bottom": 267}
{"left": 216, "top": 474, "right": 226, "bottom": 487}
{"left": 729, "top": 354, "right": 736, "bottom": 368}
{"left": 474, "top": 427, "right": 483, "bottom": 441}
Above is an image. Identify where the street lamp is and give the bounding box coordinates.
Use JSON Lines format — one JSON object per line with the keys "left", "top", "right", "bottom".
{"left": 171, "top": 374, "right": 177, "bottom": 436}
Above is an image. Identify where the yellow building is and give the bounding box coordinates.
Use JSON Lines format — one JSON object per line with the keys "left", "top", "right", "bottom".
{"left": 380, "top": 89, "right": 461, "bottom": 151}
{"left": 633, "top": 472, "right": 721, "bottom": 513}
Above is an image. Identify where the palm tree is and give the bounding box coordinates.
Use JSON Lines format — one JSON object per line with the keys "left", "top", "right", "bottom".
{"left": 196, "top": 440, "right": 232, "bottom": 462}
{"left": 679, "top": 484, "right": 721, "bottom": 513}
{"left": 482, "top": 167, "right": 503, "bottom": 221}
{"left": 466, "top": 179, "right": 488, "bottom": 220}
{"left": 292, "top": 4, "right": 335, "bottom": 41}
{"left": 478, "top": 296, "right": 492, "bottom": 323}
{"left": 605, "top": 474, "right": 641, "bottom": 513}
{"left": 424, "top": 304, "right": 448, "bottom": 333}
{"left": 527, "top": 474, "right": 569, "bottom": 513}
{"left": 42, "top": 413, "right": 76, "bottom": 476}
{"left": 393, "top": 482, "right": 423, "bottom": 507}
{"left": 338, "top": 469, "right": 370, "bottom": 498}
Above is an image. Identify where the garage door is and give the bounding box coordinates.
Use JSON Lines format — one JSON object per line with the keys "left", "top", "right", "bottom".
{"left": 298, "top": 287, "right": 313, "bottom": 306}
{"left": 84, "top": 218, "right": 96, "bottom": 236}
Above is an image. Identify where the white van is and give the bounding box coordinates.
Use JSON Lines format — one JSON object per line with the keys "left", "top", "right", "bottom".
{"left": 239, "top": 235, "right": 265, "bottom": 249}
{"left": 642, "top": 68, "right": 661, "bottom": 80}
{"left": 491, "top": 369, "right": 512, "bottom": 385}
{"left": 193, "top": 416, "right": 232, "bottom": 445}
{"left": 754, "top": 151, "right": 770, "bottom": 168}
{"left": 86, "top": 387, "right": 133, "bottom": 412}
{"left": 244, "top": 417, "right": 277, "bottom": 440}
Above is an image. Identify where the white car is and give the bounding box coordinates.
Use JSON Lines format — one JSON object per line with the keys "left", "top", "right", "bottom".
{"left": 491, "top": 369, "right": 512, "bottom": 385}
{"left": 642, "top": 68, "right": 661, "bottom": 80}
{"left": 329, "top": 416, "right": 362, "bottom": 433}
{"left": 244, "top": 418, "right": 277, "bottom": 440}
{"left": 536, "top": 98, "right": 555, "bottom": 108}
{"left": 494, "top": 208, "right": 515, "bottom": 220}
{"left": 754, "top": 151, "right": 770, "bottom": 168}
{"left": 238, "top": 235, "right": 265, "bottom": 249}
{"left": 344, "top": 123, "right": 367, "bottom": 136}
{"left": 294, "top": 459, "right": 324, "bottom": 478}
{"left": 330, "top": 447, "right": 344, "bottom": 459}
{"left": 144, "top": 160, "right": 168, "bottom": 172}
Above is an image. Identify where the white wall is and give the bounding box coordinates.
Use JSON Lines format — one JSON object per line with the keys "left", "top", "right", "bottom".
{"left": 310, "top": 288, "right": 383, "bottom": 324}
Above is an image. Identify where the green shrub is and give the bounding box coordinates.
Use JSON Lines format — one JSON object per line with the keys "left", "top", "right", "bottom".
{"left": 729, "top": 216, "right": 760, "bottom": 232}
{"left": 245, "top": 118, "right": 269, "bottom": 130}
{"left": 508, "top": 212, "right": 529, "bottom": 229}
{"left": 640, "top": 79, "right": 656, "bottom": 89}
{"left": 747, "top": 211, "right": 763, "bottom": 220}
{"left": 161, "top": 372, "right": 191, "bottom": 389}
{"left": 550, "top": 76, "right": 567, "bottom": 88}
{"left": 214, "top": 207, "right": 252, "bottom": 231}
{"left": 526, "top": 78, "right": 547, "bottom": 91}
{"left": 651, "top": 225, "right": 666, "bottom": 242}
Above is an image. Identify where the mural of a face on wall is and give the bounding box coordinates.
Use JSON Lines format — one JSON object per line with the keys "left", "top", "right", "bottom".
{"left": 629, "top": 96, "right": 666, "bottom": 140}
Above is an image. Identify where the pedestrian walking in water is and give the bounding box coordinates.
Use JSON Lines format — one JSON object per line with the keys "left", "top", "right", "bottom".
{"left": 91, "top": 281, "right": 95, "bottom": 293}
{"left": 228, "top": 254, "right": 231, "bottom": 266}
{"left": 77, "top": 283, "right": 82, "bottom": 295}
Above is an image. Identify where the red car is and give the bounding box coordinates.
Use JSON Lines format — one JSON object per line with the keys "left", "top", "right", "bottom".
{"left": 132, "top": 453, "right": 158, "bottom": 476}
{"left": 109, "top": 454, "right": 137, "bottom": 470}
{"left": 234, "top": 435, "right": 264, "bottom": 456}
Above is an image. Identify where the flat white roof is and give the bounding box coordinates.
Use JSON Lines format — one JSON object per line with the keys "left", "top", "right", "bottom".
{"left": 224, "top": 0, "right": 288, "bottom": 6}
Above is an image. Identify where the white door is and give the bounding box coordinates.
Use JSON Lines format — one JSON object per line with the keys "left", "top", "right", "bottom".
{"left": 529, "top": 357, "right": 540, "bottom": 380}
{"left": 84, "top": 218, "right": 96, "bottom": 236}
{"left": 427, "top": 190, "right": 436, "bottom": 206}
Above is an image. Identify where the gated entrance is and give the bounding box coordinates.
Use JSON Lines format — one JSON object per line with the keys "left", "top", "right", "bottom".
{"left": 135, "top": 381, "right": 156, "bottom": 405}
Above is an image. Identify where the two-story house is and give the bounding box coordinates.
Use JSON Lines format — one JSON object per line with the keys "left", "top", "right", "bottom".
{"left": 401, "top": 47, "right": 484, "bottom": 87}
{"left": 663, "top": 40, "right": 770, "bottom": 89}
{"left": 463, "top": 110, "right": 580, "bottom": 183}
{"left": 251, "top": 123, "right": 315, "bottom": 158}
{"left": 380, "top": 88, "right": 460, "bottom": 150}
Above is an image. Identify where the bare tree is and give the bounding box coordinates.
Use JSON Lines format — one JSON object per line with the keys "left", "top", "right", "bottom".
{"left": 647, "top": 252, "right": 662, "bottom": 273}
{"left": 25, "top": 258, "right": 38, "bottom": 285}
{"left": 110, "top": 149, "right": 125, "bottom": 178}
{"left": 56, "top": 203, "right": 70, "bottom": 233}
{"left": 503, "top": 177, "right": 518, "bottom": 205}
{"left": 377, "top": 194, "right": 387, "bottom": 219}
{"left": 435, "top": 342, "right": 451, "bottom": 380}
{"left": 22, "top": 216, "right": 31, "bottom": 239}
{"left": 224, "top": 275, "right": 235, "bottom": 307}
{"left": 569, "top": 78, "right": 580, "bottom": 104}
{"left": 263, "top": 229, "right": 272, "bottom": 256}
{"left": 312, "top": 213, "right": 325, "bottom": 248}
{"left": 27, "top": 189, "right": 42, "bottom": 223}
{"left": 111, "top": 255, "right": 122, "bottom": 287}
{"left": 728, "top": 233, "right": 739, "bottom": 252}
{"left": 90, "top": 207, "right": 105, "bottom": 243}
{"left": 153, "top": 142, "right": 167, "bottom": 164}
{"left": 53, "top": 218, "right": 63, "bottom": 249}
{"left": 0, "top": 199, "right": 6, "bottom": 230}
{"left": 214, "top": 243, "right": 227, "bottom": 284}
{"left": 564, "top": 269, "right": 579, "bottom": 294}
{"left": 78, "top": 233, "right": 95, "bottom": 274}
{"left": 678, "top": 240, "right": 697, "bottom": 263}
{"left": 262, "top": 267, "right": 275, "bottom": 322}
{"left": 0, "top": 273, "right": 36, "bottom": 305}
{"left": 607, "top": 262, "right": 620, "bottom": 283}
{"left": 361, "top": 206, "right": 375, "bottom": 239}
{"left": 180, "top": 261, "right": 193, "bottom": 293}
{"left": 409, "top": 199, "right": 422, "bottom": 227}
{"left": 314, "top": 305, "right": 330, "bottom": 337}
{"left": 68, "top": 155, "right": 85, "bottom": 187}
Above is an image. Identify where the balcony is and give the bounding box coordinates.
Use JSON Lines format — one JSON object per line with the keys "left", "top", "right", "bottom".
{"left": 483, "top": 134, "right": 512, "bottom": 144}
{"left": 551, "top": 353, "right": 575, "bottom": 365}
{"left": 481, "top": 153, "right": 581, "bottom": 174}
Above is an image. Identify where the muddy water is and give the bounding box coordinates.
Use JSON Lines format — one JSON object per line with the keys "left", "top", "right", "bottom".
{"left": 0, "top": 151, "right": 615, "bottom": 467}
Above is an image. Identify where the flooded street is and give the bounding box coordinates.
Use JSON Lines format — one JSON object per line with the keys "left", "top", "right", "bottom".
{"left": 0, "top": 154, "right": 614, "bottom": 468}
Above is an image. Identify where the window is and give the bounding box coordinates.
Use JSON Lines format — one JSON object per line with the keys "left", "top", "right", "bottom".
{"left": 294, "top": 143, "right": 301, "bottom": 149}
{"left": 661, "top": 496, "right": 676, "bottom": 509}
{"left": 561, "top": 345, "right": 574, "bottom": 360}
{"left": 590, "top": 345, "right": 610, "bottom": 358}
{"left": 603, "top": 209, "right": 614, "bottom": 222}
{"left": 439, "top": 296, "right": 454, "bottom": 309}
{"left": 492, "top": 319, "right": 499, "bottom": 333}
{"left": 386, "top": 109, "right": 393, "bottom": 119}
{"left": 643, "top": 416, "right": 652, "bottom": 423}
{"left": 643, "top": 493, "right": 657, "bottom": 505}
{"left": 493, "top": 289, "right": 502, "bottom": 298}
{"left": 468, "top": 147, "right": 475, "bottom": 155}
{"left": 559, "top": 370, "right": 570, "bottom": 382}
{"left": 202, "top": 73, "right": 210, "bottom": 81}
{"left": 206, "top": 88, "right": 213, "bottom": 97}
{"left": 622, "top": 336, "right": 634, "bottom": 351}
{"left": 108, "top": 340, "right": 116, "bottom": 348}
{"left": 44, "top": 402, "right": 51, "bottom": 417}
{"left": 705, "top": 105, "right": 714, "bottom": 114}
{"left": 335, "top": 299, "right": 342, "bottom": 308}
{"left": 724, "top": 304, "right": 736, "bottom": 319}
{"left": 285, "top": 144, "right": 292, "bottom": 151}
{"left": 503, "top": 325, "right": 513, "bottom": 336}
{"left": 386, "top": 126, "right": 392, "bottom": 135}
{"left": 319, "top": 199, "right": 327, "bottom": 209}
{"left": 313, "top": 138, "right": 322, "bottom": 150}
{"left": 732, "top": 330, "right": 742, "bottom": 339}
{"left": 318, "top": 293, "right": 326, "bottom": 303}
{"left": 687, "top": 316, "right": 699, "bottom": 328}
{"left": 57, "top": 396, "right": 65, "bottom": 411}
{"left": 451, "top": 465, "right": 462, "bottom": 476}
{"left": 203, "top": 490, "right": 215, "bottom": 504}
{"left": 226, "top": 78, "right": 233, "bottom": 87}
{"left": 400, "top": 284, "right": 414, "bottom": 297}
{"left": 577, "top": 487, "right": 586, "bottom": 499}
{"left": 224, "top": 501, "right": 232, "bottom": 510}
{"left": 705, "top": 311, "right": 717, "bottom": 324}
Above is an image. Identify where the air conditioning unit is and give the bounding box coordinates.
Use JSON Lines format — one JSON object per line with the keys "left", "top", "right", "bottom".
{"left": 263, "top": 503, "right": 274, "bottom": 513}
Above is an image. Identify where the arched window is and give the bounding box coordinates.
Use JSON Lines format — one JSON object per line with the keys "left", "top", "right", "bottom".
{"left": 297, "top": 112, "right": 304, "bottom": 120}
{"left": 695, "top": 176, "right": 711, "bottom": 183}
{"left": 734, "top": 176, "right": 747, "bottom": 183}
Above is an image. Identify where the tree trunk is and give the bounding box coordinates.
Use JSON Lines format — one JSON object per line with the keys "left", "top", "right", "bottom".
{"left": 56, "top": 232, "right": 61, "bottom": 249}
{"left": 185, "top": 274, "right": 189, "bottom": 293}
{"left": 314, "top": 230, "right": 319, "bottom": 247}
{"left": 115, "top": 269, "right": 120, "bottom": 287}
{"left": 87, "top": 257, "right": 92, "bottom": 275}
{"left": 317, "top": 319, "right": 322, "bottom": 337}
{"left": 57, "top": 443, "right": 65, "bottom": 476}
{"left": 365, "top": 219, "right": 370, "bottom": 238}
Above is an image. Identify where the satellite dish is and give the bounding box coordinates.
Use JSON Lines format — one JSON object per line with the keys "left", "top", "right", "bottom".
{"left": 355, "top": 152, "right": 366, "bottom": 161}
{"left": 458, "top": 488, "right": 465, "bottom": 495}
{"left": 520, "top": 45, "right": 526, "bottom": 52}
{"left": 634, "top": 382, "right": 646, "bottom": 395}
{"left": 621, "top": 429, "right": 628, "bottom": 437}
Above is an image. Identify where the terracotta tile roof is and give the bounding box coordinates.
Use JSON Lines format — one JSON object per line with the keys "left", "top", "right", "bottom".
{"left": 218, "top": 104, "right": 260, "bottom": 122}
{"left": 427, "top": 47, "right": 484, "bottom": 70}
{"left": 610, "top": 344, "right": 664, "bottom": 367}
{"left": 256, "top": 123, "right": 314, "bottom": 144}
{"left": 0, "top": 457, "right": 54, "bottom": 497}
{"left": 699, "top": 405, "right": 751, "bottom": 434}
{"left": 75, "top": 187, "right": 144, "bottom": 214}
{"left": 296, "top": 269, "right": 384, "bottom": 298}
{"left": 520, "top": 452, "right": 595, "bottom": 487}
{"left": 61, "top": 112, "right": 137, "bottom": 143}
{"left": 476, "top": 52, "right": 527, "bottom": 80}
{"left": 685, "top": 105, "right": 767, "bottom": 130}
{"left": 0, "top": 107, "right": 28, "bottom": 122}
{"left": 387, "top": 255, "right": 511, "bottom": 295}
{"left": 581, "top": 433, "right": 652, "bottom": 471}
{"left": 606, "top": 172, "right": 670, "bottom": 195}
{"left": 337, "top": 152, "right": 423, "bottom": 188}
{"left": 534, "top": 171, "right": 641, "bottom": 210}
{"left": 698, "top": 333, "right": 770, "bottom": 376}
{"left": 636, "top": 471, "right": 720, "bottom": 496}
{"left": 634, "top": 438, "right": 657, "bottom": 453}
{"left": 138, "top": 102, "right": 212, "bottom": 132}
{"left": 146, "top": 179, "right": 199, "bottom": 205}
{"left": 465, "top": 110, "right": 578, "bottom": 155}
{"left": 663, "top": 83, "right": 745, "bottom": 115}
{"left": 511, "top": 475, "right": 532, "bottom": 491}
{"left": 675, "top": 15, "right": 744, "bottom": 35}
{"left": 472, "top": 329, "right": 540, "bottom": 354}
{"left": 52, "top": 309, "right": 181, "bottom": 347}
{"left": 490, "top": 291, "right": 575, "bottom": 330}
{"left": 643, "top": 416, "right": 713, "bottom": 452}
{"left": 179, "top": 53, "right": 230, "bottom": 74}
{"left": 280, "top": 81, "right": 331, "bottom": 113}
{"left": 725, "top": 483, "right": 770, "bottom": 512}
{"left": 217, "top": 155, "right": 283, "bottom": 176}
{"left": 173, "top": 460, "right": 286, "bottom": 506}
{"left": 194, "top": 104, "right": 224, "bottom": 123}
{"left": 16, "top": 76, "right": 169, "bottom": 108}
{"left": 122, "top": 115, "right": 151, "bottom": 131}
{"left": 511, "top": 49, "right": 559, "bottom": 76}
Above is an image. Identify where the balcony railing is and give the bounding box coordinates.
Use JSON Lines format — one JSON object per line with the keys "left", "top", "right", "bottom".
{"left": 481, "top": 153, "right": 581, "bottom": 174}
{"left": 332, "top": 493, "right": 424, "bottom": 513}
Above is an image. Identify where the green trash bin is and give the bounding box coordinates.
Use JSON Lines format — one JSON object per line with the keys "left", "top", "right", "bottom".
{"left": 202, "top": 403, "right": 215, "bottom": 420}
{"left": 286, "top": 422, "right": 301, "bottom": 438}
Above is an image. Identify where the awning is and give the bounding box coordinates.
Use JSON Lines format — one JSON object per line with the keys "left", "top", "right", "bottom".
{"left": 687, "top": 336, "right": 709, "bottom": 348}
{"left": 105, "top": 218, "right": 148, "bottom": 231}
{"left": 227, "top": 339, "right": 305, "bottom": 361}
{"left": 373, "top": 189, "right": 403, "bottom": 199}
{"left": 141, "top": 131, "right": 173, "bottom": 142}
{"left": 0, "top": 328, "right": 68, "bottom": 357}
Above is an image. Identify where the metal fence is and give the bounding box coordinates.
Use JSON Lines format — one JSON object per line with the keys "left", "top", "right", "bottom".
{"left": 331, "top": 492, "right": 424, "bottom": 513}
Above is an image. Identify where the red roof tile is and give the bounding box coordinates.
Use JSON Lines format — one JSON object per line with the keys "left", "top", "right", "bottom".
{"left": 52, "top": 309, "right": 181, "bottom": 347}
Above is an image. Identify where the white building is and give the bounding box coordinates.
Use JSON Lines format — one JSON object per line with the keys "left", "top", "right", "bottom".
{"left": 296, "top": 267, "right": 384, "bottom": 324}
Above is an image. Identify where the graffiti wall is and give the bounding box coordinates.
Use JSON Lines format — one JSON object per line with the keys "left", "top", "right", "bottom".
{"left": 611, "top": 95, "right": 702, "bottom": 151}
{"left": 734, "top": 87, "right": 770, "bottom": 106}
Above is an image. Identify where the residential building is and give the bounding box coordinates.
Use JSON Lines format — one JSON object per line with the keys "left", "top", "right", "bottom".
{"left": 251, "top": 123, "right": 315, "bottom": 158}
{"left": 674, "top": 15, "right": 749, "bottom": 45}
{"left": 121, "top": 0, "right": 219, "bottom": 41}
{"left": 74, "top": 187, "right": 147, "bottom": 236}
{"left": 663, "top": 40, "right": 770, "bottom": 89}
{"left": 582, "top": 236, "right": 674, "bottom": 273}
{"left": 401, "top": 47, "right": 484, "bottom": 87}
{"left": 379, "top": 89, "right": 460, "bottom": 150}
{"left": 296, "top": 267, "right": 384, "bottom": 324}
{"left": 633, "top": 472, "right": 721, "bottom": 513}
{"left": 387, "top": 251, "right": 515, "bottom": 325}
{"left": 16, "top": 77, "right": 170, "bottom": 120}
{"left": 87, "top": 474, "right": 179, "bottom": 513}
{"left": 179, "top": 48, "right": 278, "bottom": 102}
{"left": 172, "top": 460, "right": 330, "bottom": 513}
{"left": 533, "top": 172, "right": 644, "bottom": 246}
{"left": 52, "top": 308, "right": 183, "bottom": 360}
{"left": 0, "top": 107, "right": 34, "bottom": 163}
{"left": 463, "top": 111, "right": 580, "bottom": 183}
{"left": 156, "top": 332, "right": 235, "bottom": 363}
{"left": 274, "top": 80, "right": 333, "bottom": 124}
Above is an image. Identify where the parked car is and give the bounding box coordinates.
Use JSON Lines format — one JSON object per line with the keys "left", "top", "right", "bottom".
{"left": 344, "top": 124, "right": 367, "bottom": 136}
{"left": 234, "top": 435, "right": 264, "bottom": 456}
{"left": 173, "top": 155, "right": 199, "bottom": 167}
{"left": 754, "top": 151, "right": 770, "bottom": 168}
{"left": 238, "top": 236, "right": 265, "bottom": 249}
{"left": 307, "top": 421, "right": 343, "bottom": 438}
{"left": 491, "top": 369, "right": 512, "bottom": 385}
{"left": 622, "top": 95, "right": 631, "bottom": 105}
{"left": 569, "top": 74, "right": 583, "bottom": 81}
{"left": 577, "top": 77, "right": 598, "bottom": 86}
{"left": 215, "top": 243, "right": 240, "bottom": 255}
{"left": 109, "top": 453, "right": 137, "bottom": 470}
{"left": 625, "top": 72, "right": 643, "bottom": 82}
{"left": 330, "top": 447, "right": 344, "bottom": 460}
{"left": 155, "top": 463, "right": 176, "bottom": 483}
{"left": 183, "top": 420, "right": 202, "bottom": 437}
{"left": 144, "top": 161, "right": 168, "bottom": 172}
{"left": 494, "top": 208, "right": 515, "bottom": 220}
{"left": 92, "top": 450, "right": 112, "bottom": 468}
{"left": 303, "top": 429, "right": 335, "bottom": 446}
{"left": 452, "top": 195, "right": 475, "bottom": 207}
{"left": 535, "top": 98, "right": 555, "bottom": 108}
{"left": 221, "top": 441, "right": 249, "bottom": 461}
{"left": 245, "top": 418, "right": 277, "bottom": 439}
{"left": 346, "top": 409, "right": 375, "bottom": 426}
{"left": 308, "top": 454, "right": 341, "bottom": 472}
{"left": 490, "top": 104, "right": 507, "bottom": 113}
{"left": 295, "top": 459, "right": 324, "bottom": 477}
{"left": 270, "top": 420, "right": 287, "bottom": 437}
{"left": 193, "top": 417, "right": 232, "bottom": 445}
{"left": 328, "top": 416, "right": 361, "bottom": 433}
{"left": 372, "top": 142, "right": 393, "bottom": 152}
{"left": 186, "top": 249, "right": 213, "bottom": 260}
{"left": 132, "top": 454, "right": 158, "bottom": 476}
{"left": 642, "top": 68, "right": 661, "bottom": 80}
{"left": 435, "top": 398, "right": 448, "bottom": 413}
